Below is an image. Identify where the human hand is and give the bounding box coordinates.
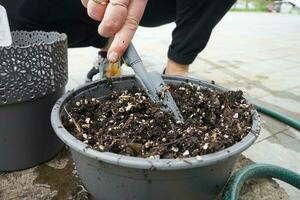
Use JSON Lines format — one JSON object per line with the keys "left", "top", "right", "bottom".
{"left": 81, "top": 0, "right": 148, "bottom": 63}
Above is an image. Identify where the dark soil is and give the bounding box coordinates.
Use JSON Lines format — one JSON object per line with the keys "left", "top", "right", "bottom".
{"left": 62, "top": 83, "right": 254, "bottom": 159}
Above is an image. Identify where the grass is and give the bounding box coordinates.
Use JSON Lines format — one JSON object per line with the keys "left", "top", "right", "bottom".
{"left": 231, "top": 0, "right": 271, "bottom": 12}
{"left": 230, "top": 8, "right": 268, "bottom": 12}
{"left": 231, "top": 5, "right": 269, "bottom": 12}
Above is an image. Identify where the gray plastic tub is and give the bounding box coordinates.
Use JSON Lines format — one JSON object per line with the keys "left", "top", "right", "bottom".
{"left": 51, "top": 75, "right": 260, "bottom": 200}
{"left": 0, "top": 31, "right": 68, "bottom": 171}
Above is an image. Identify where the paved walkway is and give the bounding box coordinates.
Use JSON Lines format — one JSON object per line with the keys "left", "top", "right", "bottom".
{"left": 67, "top": 12, "right": 300, "bottom": 199}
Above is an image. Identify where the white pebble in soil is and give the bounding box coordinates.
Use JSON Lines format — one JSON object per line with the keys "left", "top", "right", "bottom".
{"left": 182, "top": 150, "right": 190, "bottom": 157}
{"left": 202, "top": 143, "right": 209, "bottom": 150}
{"left": 85, "top": 118, "right": 91, "bottom": 124}
{"left": 171, "top": 146, "right": 179, "bottom": 153}
{"left": 233, "top": 113, "right": 239, "bottom": 119}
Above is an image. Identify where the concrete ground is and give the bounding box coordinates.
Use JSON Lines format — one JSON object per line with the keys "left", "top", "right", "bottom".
{"left": 1, "top": 12, "right": 299, "bottom": 200}
{"left": 67, "top": 12, "right": 300, "bottom": 199}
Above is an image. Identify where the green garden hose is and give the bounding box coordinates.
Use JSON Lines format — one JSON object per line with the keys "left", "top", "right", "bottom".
{"left": 256, "top": 105, "right": 300, "bottom": 131}
{"left": 222, "top": 164, "right": 300, "bottom": 200}
{"left": 222, "top": 105, "right": 300, "bottom": 200}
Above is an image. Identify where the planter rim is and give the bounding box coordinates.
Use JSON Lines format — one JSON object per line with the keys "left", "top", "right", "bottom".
{"left": 0, "top": 31, "right": 68, "bottom": 105}
{"left": 51, "top": 75, "right": 260, "bottom": 170}
{"left": 0, "top": 31, "right": 67, "bottom": 50}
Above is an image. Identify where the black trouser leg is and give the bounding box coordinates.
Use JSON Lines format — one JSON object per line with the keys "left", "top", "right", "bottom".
{"left": 167, "top": 0, "right": 236, "bottom": 64}
{"left": 140, "top": 0, "right": 176, "bottom": 27}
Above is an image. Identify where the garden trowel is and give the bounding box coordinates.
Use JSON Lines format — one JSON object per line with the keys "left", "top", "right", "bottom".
{"left": 123, "top": 43, "right": 184, "bottom": 123}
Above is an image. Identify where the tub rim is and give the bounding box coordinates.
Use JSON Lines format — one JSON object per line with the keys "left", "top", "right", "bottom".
{"left": 51, "top": 75, "right": 260, "bottom": 170}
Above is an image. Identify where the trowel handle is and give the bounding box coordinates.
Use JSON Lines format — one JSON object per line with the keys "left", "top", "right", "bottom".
{"left": 123, "top": 43, "right": 156, "bottom": 97}
{"left": 123, "top": 43, "right": 184, "bottom": 123}
{"left": 123, "top": 43, "right": 146, "bottom": 75}
{"left": 123, "top": 43, "right": 142, "bottom": 69}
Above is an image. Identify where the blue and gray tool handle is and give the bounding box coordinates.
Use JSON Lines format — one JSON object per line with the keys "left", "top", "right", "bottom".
{"left": 123, "top": 43, "right": 184, "bottom": 123}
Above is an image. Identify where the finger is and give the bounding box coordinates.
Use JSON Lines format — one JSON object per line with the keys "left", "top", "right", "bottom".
{"left": 107, "top": 0, "right": 148, "bottom": 62}
{"left": 81, "top": 0, "right": 88, "bottom": 8}
{"left": 98, "top": 0, "right": 129, "bottom": 37}
{"left": 100, "top": 37, "right": 114, "bottom": 51}
{"left": 87, "top": 0, "right": 109, "bottom": 21}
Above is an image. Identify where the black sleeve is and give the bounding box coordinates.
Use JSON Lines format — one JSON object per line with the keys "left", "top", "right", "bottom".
{"left": 1, "top": 0, "right": 107, "bottom": 48}
{"left": 168, "top": 0, "right": 236, "bottom": 65}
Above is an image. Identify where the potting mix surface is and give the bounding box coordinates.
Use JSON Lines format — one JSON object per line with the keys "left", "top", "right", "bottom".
{"left": 62, "top": 83, "right": 254, "bottom": 159}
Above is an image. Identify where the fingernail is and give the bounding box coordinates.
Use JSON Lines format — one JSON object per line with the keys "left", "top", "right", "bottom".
{"left": 108, "top": 52, "right": 119, "bottom": 63}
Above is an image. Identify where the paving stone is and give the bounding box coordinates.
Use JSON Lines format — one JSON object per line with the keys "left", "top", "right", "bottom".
{"left": 236, "top": 58, "right": 299, "bottom": 75}
{"left": 289, "top": 86, "right": 300, "bottom": 97}
{"left": 258, "top": 95, "right": 300, "bottom": 116}
{"left": 255, "top": 126, "right": 273, "bottom": 143}
{"left": 283, "top": 54, "right": 300, "bottom": 64}
{"left": 259, "top": 114, "right": 290, "bottom": 135}
{"left": 252, "top": 98, "right": 300, "bottom": 122}
{"left": 283, "top": 127, "right": 300, "bottom": 141}
{"left": 258, "top": 68, "right": 300, "bottom": 91}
